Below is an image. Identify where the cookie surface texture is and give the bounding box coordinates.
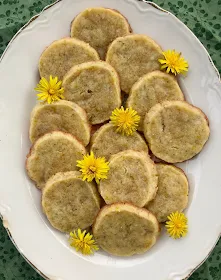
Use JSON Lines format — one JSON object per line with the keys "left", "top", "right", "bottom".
{"left": 127, "top": 71, "right": 184, "bottom": 131}
{"left": 39, "top": 38, "right": 99, "bottom": 80}
{"left": 26, "top": 131, "right": 86, "bottom": 189}
{"left": 90, "top": 123, "right": 148, "bottom": 160}
{"left": 93, "top": 203, "right": 160, "bottom": 256}
{"left": 146, "top": 163, "right": 189, "bottom": 222}
{"left": 99, "top": 150, "right": 158, "bottom": 207}
{"left": 144, "top": 101, "right": 210, "bottom": 163}
{"left": 63, "top": 61, "right": 121, "bottom": 124}
{"left": 106, "top": 34, "right": 163, "bottom": 93}
{"left": 71, "top": 7, "right": 131, "bottom": 59}
{"left": 29, "top": 100, "right": 90, "bottom": 146}
{"left": 42, "top": 171, "right": 100, "bottom": 232}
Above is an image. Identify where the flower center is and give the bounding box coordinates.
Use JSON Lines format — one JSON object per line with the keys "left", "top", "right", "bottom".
{"left": 89, "top": 165, "right": 96, "bottom": 173}
{"left": 174, "top": 221, "right": 183, "bottom": 229}
{"left": 120, "top": 114, "right": 132, "bottom": 126}
{"left": 49, "top": 88, "right": 55, "bottom": 95}
{"left": 169, "top": 57, "right": 178, "bottom": 67}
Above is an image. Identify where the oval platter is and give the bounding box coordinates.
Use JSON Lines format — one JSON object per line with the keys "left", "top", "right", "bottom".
{"left": 0, "top": 0, "right": 221, "bottom": 279}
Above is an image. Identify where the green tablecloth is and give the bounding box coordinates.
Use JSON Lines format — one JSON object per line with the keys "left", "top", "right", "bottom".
{"left": 0, "top": 0, "right": 220, "bottom": 279}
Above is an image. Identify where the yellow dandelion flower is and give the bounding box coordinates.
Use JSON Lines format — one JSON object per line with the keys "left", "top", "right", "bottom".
{"left": 159, "top": 50, "right": 188, "bottom": 75}
{"left": 77, "top": 151, "right": 109, "bottom": 184}
{"left": 166, "top": 211, "right": 188, "bottom": 239}
{"left": 110, "top": 106, "right": 140, "bottom": 136}
{"left": 69, "top": 229, "right": 99, "bottom": 255}
{"left": 35, "top": 75, "right": 65, "bottom": 104}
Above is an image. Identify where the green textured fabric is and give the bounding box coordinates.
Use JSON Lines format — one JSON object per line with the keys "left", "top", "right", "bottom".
{"left": 0, "top": 0, "right": 220, "bottom": 279}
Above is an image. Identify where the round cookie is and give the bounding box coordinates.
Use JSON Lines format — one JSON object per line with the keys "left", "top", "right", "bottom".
{"left": 42, "top": 171, "right": 100, "bottom": 232}
{"left": 29, "top": 100, "right": 90, "bottom": 146}
{"left": 71, "top": 7, "right": 131, "bottom": 59}
{"left": 93, "top": 203, "right": 160, "bottom": 256}
{"left": 99, "top": 150, "right": 158, "bottom": 207}
{"left": 106, "top": 34, "right": 163, "bottom": 93}
{"left": 146, "top": 163, "right": 189, "bottom": 222}
{"left": 144, "top": 101, "right": 210, "bottom": 163}
{"left": 90, "top": 123, "right": 148, "bottom": 160}
{"left": 126, "top": 71, "right": 184, "bottom": 131}
{"left": 26, "top": 131, "right": 86, "bottom": 189}
{"left": 63, "top": 61, "right": 121, "bottom": 124}
{"left": 39, "top": 38, "right": 99, "bottom": 80}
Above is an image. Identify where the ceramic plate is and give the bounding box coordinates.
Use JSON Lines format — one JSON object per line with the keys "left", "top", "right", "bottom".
{"left": 0, "top": 0, "right": 221, "bottom": 279}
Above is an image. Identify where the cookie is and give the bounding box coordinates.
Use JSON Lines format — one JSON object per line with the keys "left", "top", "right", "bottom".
{"left": 106, "top": 34, "right": 163, "bottom": 93}
{"left": 71, "top": 7, "right": 131, "bottom": 59}
{"left": 26, "top": 131, "right": 86, "bottom": 189}
{"left": 146, "top": 163, "right": 189, "bottom": 222}
{"left": 63, "top": 61, "right": 121, "bottom": 124}
{"left": 42, "top": 171, "right": 100, "bottom": 232}
{"left": 93, "top": 203, "right": 160, "bottom": 256}
{"left": 39, "top": 38, "right": 99, "bottom": 80}
{"left": 29, "top": 100, "right": 90, "bottom": 146}
{"left": 126, "top": 71, "right": 184, "bottom": 131}
{"left": 99, "top": 150, "right": 158, "bottom": 207}
{"left": 143, "top": 101, "right": 210, "bottom": 163}
{"left": 90, "top": 123, "right": 148, "bottom": 160}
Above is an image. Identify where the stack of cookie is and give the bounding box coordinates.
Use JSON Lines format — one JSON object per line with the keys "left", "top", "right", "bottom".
{"left": 26, "top": 7, "right": 210, "bottom": 257}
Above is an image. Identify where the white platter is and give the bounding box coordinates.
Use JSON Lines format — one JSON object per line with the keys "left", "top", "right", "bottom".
{"left": 0, "top": 0, "right": 221, "bottom": 279}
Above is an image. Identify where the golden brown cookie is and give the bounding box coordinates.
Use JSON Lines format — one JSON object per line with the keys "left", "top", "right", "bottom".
{"left": 71, "top": 7, "right": 131, "bottom": 59}
{"left": 90, "top": 123, "right": 148, "bottom": 160}
{"left": 93, "top": 203, "right": 160, "bottom": 256}
{"left": 99, "top": 150, "right": 158, "bottom": 207}
{"left": 126, "top": 71, "right": 184, "bottom": 131}
{"left": 39, "top": 38, "right": 99, "bottom": 80}
{"left": 146, "top": 163, "right": 189, "bottom": 222}
{"left": 63, "top": 61, "right": 121, "bottom": 124}
{"left": 29, "top": 100, "right": 90, "bottom": 146}
{"left": 106, "top": 34, "right": 163, "bottom": 93}
{"left": 144, "top": 101, "right": 210, "bottom": 163}
{"left": 26, "top": 131, "right": 86, "bottom": 189}
{"left": 42, "top": 171, "right": 100, "bottom": 232}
